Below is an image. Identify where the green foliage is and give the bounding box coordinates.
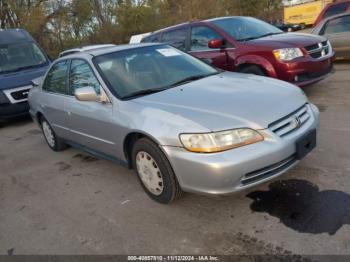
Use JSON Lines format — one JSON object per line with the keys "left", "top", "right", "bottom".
{"left": 1, "top": 0, "right": 282, "bottom": 58}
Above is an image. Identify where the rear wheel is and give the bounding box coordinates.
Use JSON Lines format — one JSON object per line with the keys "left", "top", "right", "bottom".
{"left": 239, "top": 65, "right": 267, "bottom": 76}
{"left": 132, "top": 138, "right": 183, "bottom": 204}
{"left": 40, "top": 117, "right": 67, "bottom": 151}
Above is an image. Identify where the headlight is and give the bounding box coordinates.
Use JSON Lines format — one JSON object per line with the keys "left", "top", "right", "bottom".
{"left": 179, "top": 128, "right": 264, "bottom": 153}
{"left": 273, "top": 48, "right": 304, "bottom": 61}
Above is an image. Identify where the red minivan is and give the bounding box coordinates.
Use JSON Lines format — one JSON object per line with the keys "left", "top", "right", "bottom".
{"left": 142, "top": 17, "right": 334, "bottom": 87}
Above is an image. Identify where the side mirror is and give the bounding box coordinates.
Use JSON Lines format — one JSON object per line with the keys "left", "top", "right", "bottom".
{"left": 31, "top": 76, "right": 44, "bottom": 87}
{"left": 208, "top": 39, "right": 225, "bottom": 49}
{"left": 75, "top": 87, "right": 98, "bottom": 102}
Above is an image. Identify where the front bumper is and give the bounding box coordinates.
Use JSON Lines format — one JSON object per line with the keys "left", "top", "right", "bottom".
{"left": 277, "top": 54, "right": 334, "bottom": 87}
{"left": 162, "top": 104, "right": 319, "bottom": 195}
{"left": 0, "top": 102, "right": 30, "bottom": 121}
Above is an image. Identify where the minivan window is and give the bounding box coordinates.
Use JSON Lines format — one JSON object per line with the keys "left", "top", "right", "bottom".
{"left": 142, "top": 34, "right": 161, "bottom": 43}
{"left": 190, "top": 26, "right": 224, "bottom": 51}
{"left": 211, "top": 17, "right": 282, "bottom": 41}
{"left": 161, "top": 28, "right": 187, "bottom": 51}
{"left": 94, "top": 45, "right": 217, "bottom": 99}
{"left": 69, "top": 59, "right": 100, "bottom": 96}
{"left": 0, "top": 42, "right": 48, "bottom": 74}
{"left": 324, "top": 2, "right": 350, "bottom": 19}
{"left": 43, "top": 61, "right": 69, "bottom": 94}
{"left": 323, "top": 15, "right": 350, "bottom": 34}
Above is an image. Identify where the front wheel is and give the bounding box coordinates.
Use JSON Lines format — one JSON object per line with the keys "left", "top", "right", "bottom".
{"left": 40, "top": 117, "right": 67, "bottom": 152}
{"left": 132, "top": 138, "right": 183, "bottom": 204}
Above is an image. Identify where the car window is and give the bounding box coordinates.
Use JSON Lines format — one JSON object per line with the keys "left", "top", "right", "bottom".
{"left": 323, "top": 15, "right": 350, "bottom": 34}
{"left": 142, "top": 34, "right": 161, "bottom": 43}
{"left": 43, "top": 60, "right": 69, "bottom": 94}
{"left": 161, "top": 28, "right": 187, "bottom": 51}
{"left": 190, "top": 26, "right": 224, "bottom": 51}
{"left": 69, "top": 59, "right": 100, "bottom": 96}
{"left": 324, "top": 2, "right": 350, "bottom": 19}
{"left": 211, "top": 17, "right": 282, "bottom": 41}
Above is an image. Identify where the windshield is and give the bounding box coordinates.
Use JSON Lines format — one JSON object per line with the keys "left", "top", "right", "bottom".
{"left": 94, "top": 45, "right": 218, "bottom": 99}
{"left": 211, "top": 17, "right": 283, "bottom": 41}
{"left": 0, "top": 42, "right": 48, "bottom": 74}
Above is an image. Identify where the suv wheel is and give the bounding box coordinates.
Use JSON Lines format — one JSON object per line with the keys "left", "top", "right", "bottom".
{"left": 132, "top": 138, "right": 183, "bottom": 204}
{"left": 239, "top": 65, "right": 266, "bottom": 76}
{"left": 40, "top": 117, "right": 67, "bottom": 151}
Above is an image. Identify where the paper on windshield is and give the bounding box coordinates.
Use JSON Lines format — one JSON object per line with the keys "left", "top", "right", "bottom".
{"left": 156, "top": 48, "right": 182, "bottom": 57}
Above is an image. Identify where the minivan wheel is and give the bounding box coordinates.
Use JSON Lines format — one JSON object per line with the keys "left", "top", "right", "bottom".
{"left": 239, "top": 65, "right": 266, "bottom": 76}
{"left": 132, "top": 138, "right": 183, "bottom": 204}
{"left": 40, "top": 118, "right": 67, "bottom": 152}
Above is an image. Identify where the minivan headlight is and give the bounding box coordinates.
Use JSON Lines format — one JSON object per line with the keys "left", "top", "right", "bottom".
{"left": 180, "top": 129, "right": 264, "bottom": 153}
{"left": 273, "top": 48, "right": 304, "bottom": 61}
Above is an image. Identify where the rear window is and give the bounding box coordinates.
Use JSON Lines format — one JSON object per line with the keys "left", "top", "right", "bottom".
{"left": 324, "top": 2, "right": 350, "bottom": 19}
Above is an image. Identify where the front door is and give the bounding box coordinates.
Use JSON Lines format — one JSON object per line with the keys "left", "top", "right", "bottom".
{"left": 189, "top": 25, "right": 233, "bottom": 70}
{"left": 64, "top": 59, "right": 116, "bottom": 156}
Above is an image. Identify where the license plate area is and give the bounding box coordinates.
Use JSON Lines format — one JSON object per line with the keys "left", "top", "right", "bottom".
{"left": 296, "top": 129, "right": 316, "bottom": 160}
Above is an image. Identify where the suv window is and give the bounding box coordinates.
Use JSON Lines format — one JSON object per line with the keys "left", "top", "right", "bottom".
{"left": 190, "top": 26, "right": 223, "bottom": 51}
{"left": 323, "top": 15, "right": 350, "bottom": 34}
{"left": 161, "top": 28, "right": 187, "bottom": 51}
{"left": 43, "top": 60, "right": 69, "bottom": 94}
{"left": 69, "top": 59, "right": 100, "bottom": 96}
{"left": 324, "top": 2, "right": 350, "bottom": 19}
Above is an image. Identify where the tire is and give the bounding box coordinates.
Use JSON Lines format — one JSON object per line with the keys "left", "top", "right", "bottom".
{"left": 40, "top": 117, "right": 67, "bottom": 152}
{"left": 239, "top": 65, "right": 267, "bottom": 76}
{"left": 132, "top": 138, "right": 183, "bottom": 204}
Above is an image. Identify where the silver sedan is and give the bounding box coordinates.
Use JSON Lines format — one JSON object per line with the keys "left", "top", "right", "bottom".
{"left": 28, "top": 43, "right": 319, "bottom": 203}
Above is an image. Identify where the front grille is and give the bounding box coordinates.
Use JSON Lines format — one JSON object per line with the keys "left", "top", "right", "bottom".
{"left": 241, "top": 155, "right": 297, "bottom": 185}
{"left": 11, "top": 89, "right": 30, "bottom": 100}
{"left": 269, "top": 104, "right": 310, "bottom": 137}
{"left": 305, "top": 41, "right": 330, "bottom": 59}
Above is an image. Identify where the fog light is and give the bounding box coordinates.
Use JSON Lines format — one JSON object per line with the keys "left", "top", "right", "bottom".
{"left": 294, "top": 75, "right": 299, "bottom": 82}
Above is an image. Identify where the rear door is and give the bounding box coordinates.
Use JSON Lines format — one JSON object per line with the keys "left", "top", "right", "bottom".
{"left": 64, "top": 59, "right": 116, "bottom": 156}
{"left": 161, "top": 27, "right": 188, "bottom": 52}
{"left": 322, "top": 15, "right": 350, "bottom": 59}
{"left": 41, "top": 60, "right": 70, "bottom": 138}
{"left": 188, "top": 25, "right": 232, "bottom": 70}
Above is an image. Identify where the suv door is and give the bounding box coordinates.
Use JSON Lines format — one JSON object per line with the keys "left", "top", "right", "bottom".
{"left": 65, "top": 59, "right": 116, "bottom": 156}
{"left": 322, "top": 15, "right": 350, "bottom": 59}
{"left": 189, "top": 25, "right": 231, "bottom": 70}
{"left": 41, "top": 60, "right": 70, "bottom": 138}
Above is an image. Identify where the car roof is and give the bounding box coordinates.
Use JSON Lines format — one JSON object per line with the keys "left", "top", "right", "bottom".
{"left": 58, "top": 44, "right": 117, "bottom": 57}
{"left": 146, "top": 16, "right": 245, "bottom": 36}
{"left": 320, "top": 12, "right": 350, "bottom": 24}
{"left": 57, "top": 43, "right": 164, "bottom": 60}
{"left": 0, "top": 29, "right": 34, "bottom": 45}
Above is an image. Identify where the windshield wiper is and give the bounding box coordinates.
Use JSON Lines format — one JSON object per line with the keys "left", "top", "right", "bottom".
{"left": 122, "top": 87, "right": 168, "bottom": 99}
{"left": 0, "top": 62, "right": 47, "bottom": 74}
{"left": 169, "top": 72, "right": 219, "bottom": 87}
{"left": 238, "top": 32, "right": 282, "bottom": 42}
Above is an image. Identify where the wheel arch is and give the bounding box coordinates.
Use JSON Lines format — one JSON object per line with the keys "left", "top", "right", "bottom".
{"left": 236, "top": 55, "right": 277, "bottom": 78}
{"left": 123, "top": 131, "right": 164, "bottom": 169}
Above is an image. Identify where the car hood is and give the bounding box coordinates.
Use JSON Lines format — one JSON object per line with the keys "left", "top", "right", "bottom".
{"left": 0, "top": 65, "right": 49, "bottom": 91}
{"left": 249, "top": 33, "right": 326, "bottom": 49}
{"left": 135, "top": 72, "right": 307, "bottom": 132}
